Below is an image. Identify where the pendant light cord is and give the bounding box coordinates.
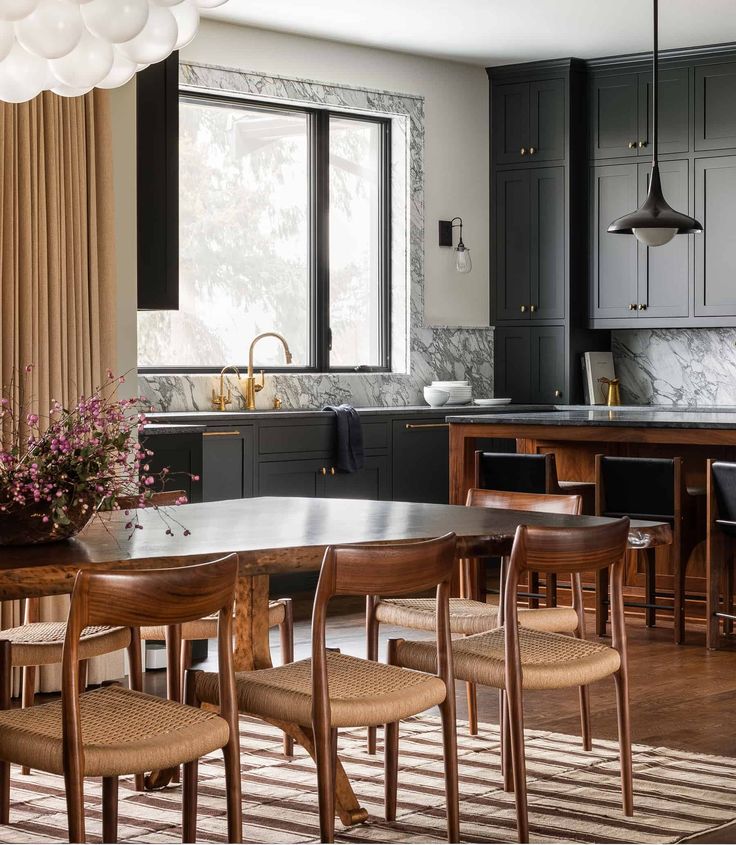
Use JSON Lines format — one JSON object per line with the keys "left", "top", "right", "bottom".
{"left": 652, "top": 0, "right": 658, "bottom": 166}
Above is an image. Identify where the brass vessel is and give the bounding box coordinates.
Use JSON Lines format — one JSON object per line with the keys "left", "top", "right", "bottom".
{"left": 598, "top": 376, "right": 621, "bottom": 407}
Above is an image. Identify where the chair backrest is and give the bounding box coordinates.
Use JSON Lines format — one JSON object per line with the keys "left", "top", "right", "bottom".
{"left": 61, "top": 555, "right": 239, "bottom": 777}
{"left": 474, "top": 451, "right": 558, "bottom": 494}
{"left": 311, "top": 535, "right": 457, "bottom": 728}
{"left": 466, "top": 487, "right": 582, "bottom": 515}
{"left": 710, "top": 460, "right": 736, "bottom": 534}
{"left": 596, "top": 455, "right": 678, "bottom": 521}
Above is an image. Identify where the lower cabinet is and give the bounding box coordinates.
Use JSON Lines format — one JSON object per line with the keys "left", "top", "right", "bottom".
{"left": 494, "top": 326, "right": 566, "bottom": 403}
{"left": 258, "top": 456, "right": 390, "bottom": 500}
{"left": 392, "top": 420, "right": 452, "bottom": 504}
{"left": 143, "top": 431, "right": 203, "bottom": 504}
{"left": 202, "top": 427, "right": 254, "bottom": 502}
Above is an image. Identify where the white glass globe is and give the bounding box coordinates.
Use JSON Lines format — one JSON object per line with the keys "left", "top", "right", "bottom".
{"left": 49, "top": 28, "right": 112, "bottom": 87}
{"left": 193, "top": 0, "right": 227, "bottom": 7}
{"left": 96, "top": 49, "right": 137, "bottom": 88}
{"left": 0, "top": 41, "right": 47, "bottom": 102}
{"left": 118, "top": 2, "right": 177, "bottom": 64}
{"left": 633, "top": 227, "right": 677, "bottom": 247}
{"left": 0, "top": 0, "right": 39, "bottom": 22}
{"left": 81, "top": 0, "right": 149, "bottom": 44}
{"left": 16, "top": 0, "right": 84, "bottom": 60}
{"left": 51, "top": 80, "right": 91, "bottom": 96}
{"left": 171, "top": 2, "right": 199, "bottom": 49}
{"left": 0, "top": 23, "right": 14, "bottom": 62}
{"left": 151, "top": 0, "right": 186, "bottom": 5}
{"left": 455, "top": 247, "right": 472, "bottom": 274}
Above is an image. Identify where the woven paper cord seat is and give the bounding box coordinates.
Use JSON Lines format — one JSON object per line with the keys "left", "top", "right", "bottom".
{"left": 0, "top": 684, "right": 229, "bottom": 777}
{"left": 396, "top": 627, "right": 621, "bottom": 690}
{"left": 140, "top": 600, "right": 286, "bottom": 642}
{"left": 375, "top": 597, "right": 579, "bottom": 635}
{"left": 0, "top": 623, "right": 130, "bottom": 667}
{"left": 195, "top": 650, "right": 446, "bottom": 728}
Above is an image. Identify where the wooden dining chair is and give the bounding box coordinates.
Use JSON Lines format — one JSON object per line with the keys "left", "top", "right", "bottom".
{"left": 706, "top": 459, "right": 736, "bottom": 649}
{"left": 191, "top": 534, "right": 460, "bottom": 844}
{"left": 367, "top": 488, "right": 586, "bottom": 750}
{"left": 391, "top": 518, "right": 632, "bottom": 843}
{"left": 0, "top": 554, "right": 242, "bottom": 845}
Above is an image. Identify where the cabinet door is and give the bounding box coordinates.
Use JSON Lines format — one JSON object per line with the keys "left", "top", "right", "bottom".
{"left": 324, "top": 456, "right": 390, "bottom": 501}
{"left": 529, "top": 78, "right": 565, "bottom": 162}
{"left": 493, "top": 82, "right": 530, "bottom": 164}
{"left": 694, "top": 156, "right": 736, "bottom": 317}
{"left": 638, "top": 67, "right": 690, "bottom": 156}
{"left": 392, "top": 420, "right": 450, "bottom": 504}
{"left": 530, "top": 326, "right": 566, "bottom": 404}
{"left": 494, "top": 328, "right": 532, "bottom": 403}
{"left": 202, "top": 428, "right": 253, "bottom": 502}
{"left": 530, "top": 167, "right": 565, "bottom": 319}
{"left": 590, "top": 164, "right": 639, "bottom": 318}
{"left": 589, "top": 74, "right": 639, "bottom": 159}
{"left": 257, "top": 459, "right": 326, "bottom": 497}
{"left": 637, "top": 159, "right": 690, "bottom": 318}
{"left": 695, "top": 63, "right": 736, "bottom": 151}
{"left": 144, "top": 432, "right": 203, "bottom": 504}
{"left": 495, "top": 170, "right": 531, "bottom": 320}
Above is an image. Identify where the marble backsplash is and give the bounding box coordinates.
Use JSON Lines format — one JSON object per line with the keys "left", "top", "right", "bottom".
{"left": 612, "top": 329, "right": 736, "bottom": 406}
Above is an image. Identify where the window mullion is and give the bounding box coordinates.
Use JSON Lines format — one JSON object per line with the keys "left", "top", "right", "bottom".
{"left": 313, "top": 109, "right": 331, "bottom": 372}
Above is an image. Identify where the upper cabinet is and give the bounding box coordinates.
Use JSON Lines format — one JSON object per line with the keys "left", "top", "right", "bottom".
{"left": 695, "top": 62, "right": 736, "bottom": 150}
{"left": 589, "top": 66, "right": 690, "bottom": 159}
{"left": 493, "top": 77, "right": 566, "bottom": 164}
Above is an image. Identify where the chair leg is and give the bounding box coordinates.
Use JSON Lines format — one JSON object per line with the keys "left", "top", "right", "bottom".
{"left": 223, "top": 737, "right": 243, "bottom": 844}
{"left": 279, "top": 600, "right": 295, "bottom": 757}
{"left": 546, "top": 573, "right": 558, "bottom": 608}
{"left": 384, "top": 721, "right": 399, "bottom": 822}
{"left": 501, "top": 691, "right": 513, "bottom": 793}
{"left": 506, "top": 678, "right": 529, "bottom": 843}
{"left": 614, "top": 671, "right": 634, "bottom": 816}
{"left": 180, "top": 640, "right": 193, "bottom": 701}
{"left": 314, "top": 720, "right": 336, "bottom": 843}
{"left": 644, "top": 550, "right": 656, "bottom": 628}
{"left": 578, "top": 685, "right": 592, "bottom": 752}
{"left": 64, "top": 765, "right": 86, "bottom": 843}
{"left": 78, "top": 659, "right": 89, "bottom": 695}
{"left": 673, "top": 546, "right": 686, "bottom": 646}
{"left": 466, "top": 681, "right": 479, "bottom": 735}
{"left": 126, "top": 630, "right": 146, "bottom": 792}
{"left": 0, "top": 641, "right": 11, "bottom": 825}
{"left": 366, "top": 596, "right": 379, "bottom": 755}
{"left": 102, "top": 777, "right": 118, "bottom": 844}
{"left": 595, "top": 568, "right": 609, "bottom": 637}
{"left": 182, "top": 761, "right": 198, "bottom": 843}
{"left": 21, "top": 665, "right": 36, "bottom": 775}
{"left": 439, "top": 688, "right": 460, "bottom": 843}
{"left": 725, "top": 563, "right": 734, "bottom": 636}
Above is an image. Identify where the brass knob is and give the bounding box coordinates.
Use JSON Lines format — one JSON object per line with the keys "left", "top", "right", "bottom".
{"left": 330, "top": 467, "right": 335, "bottom": 476}
{"left": 530, "top": 304, "right": 537, "bottom": 313}
{"left": 638, "top": 303, "right": 647, "bottom": 311}
{"left": 638, "top": 140, "right": 647, "bottom": 148}
{"left": 529, "top": 146, "right": 536, "bottom": 155}
{"left": 520, "top": 304, "right": 527, "bottom": 313}
{"left": 554, "top": 389, "right": 562, "bottom": 398}
{"left": 320, "top": 467, "right": 327, "bottom": 476}
{"left": 520, "top": 147, "right": 527, "bottom": 156}
{"left": 628, "top": 141, "right": 636, "bottom": 149}
{"left": 628, "top": 303, "right": 636, "bottom": 310}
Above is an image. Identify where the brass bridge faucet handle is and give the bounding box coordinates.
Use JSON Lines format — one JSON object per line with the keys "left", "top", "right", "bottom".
{"left": 211, "top": 365, "right": 241, "bottom": 411}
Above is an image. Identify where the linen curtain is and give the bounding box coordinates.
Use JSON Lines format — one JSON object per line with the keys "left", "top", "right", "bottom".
{"left": 0, "top": 90, "right": 119, "bottom": 692}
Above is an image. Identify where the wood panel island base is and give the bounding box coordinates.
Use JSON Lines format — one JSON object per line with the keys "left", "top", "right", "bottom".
{"left": 448, "top": 409, "right": 736, "bottom": 630}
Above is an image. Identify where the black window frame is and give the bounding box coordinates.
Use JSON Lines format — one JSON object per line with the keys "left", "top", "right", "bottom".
{"left": 137, "top": 89, "right": 392, "bottom": 375}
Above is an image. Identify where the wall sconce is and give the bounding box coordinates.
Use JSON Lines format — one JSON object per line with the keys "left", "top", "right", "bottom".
{"left": 439, "top": 217, "right": 472, "bottom": 274}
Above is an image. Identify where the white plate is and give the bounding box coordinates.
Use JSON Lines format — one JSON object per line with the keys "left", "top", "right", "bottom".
{"left": 474, "top": 398, "right": 512, "bottom": 406}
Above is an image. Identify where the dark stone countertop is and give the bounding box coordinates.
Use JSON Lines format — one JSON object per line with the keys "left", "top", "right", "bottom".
{"left": 446, "top": 409, "right": 736, "bottom": 429}
{"left": 142, "top": 423, "right": 207, "bottom": 435}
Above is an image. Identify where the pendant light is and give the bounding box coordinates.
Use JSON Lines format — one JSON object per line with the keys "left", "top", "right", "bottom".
{"left": 607, "top": 0, "right": 702, "bottom": 246}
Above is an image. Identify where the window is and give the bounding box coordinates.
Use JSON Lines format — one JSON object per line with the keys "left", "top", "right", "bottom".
{"left": 137, "top": 93, "right": 391, "bottom": 373}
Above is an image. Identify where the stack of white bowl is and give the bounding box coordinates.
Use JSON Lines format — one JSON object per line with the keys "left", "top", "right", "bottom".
{"left": 431, "top": 379, "right": 472, "bottom": 405}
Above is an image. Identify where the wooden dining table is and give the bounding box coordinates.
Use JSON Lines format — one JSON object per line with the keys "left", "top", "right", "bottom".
{"left": 0, "top": 496, "right": 672, "bottom": 827}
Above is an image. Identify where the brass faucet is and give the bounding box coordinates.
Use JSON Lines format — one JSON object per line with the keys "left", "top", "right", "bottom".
{"left": 211, "top": 365, "right": 243, "bottom": 411}
{"left": 245, "top": 332, "right": 293, "bottom": 410}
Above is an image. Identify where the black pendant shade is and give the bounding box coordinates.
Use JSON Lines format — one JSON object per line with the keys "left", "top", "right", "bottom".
{"left": 608, "top": 0, "right": 702, "bottom": 243}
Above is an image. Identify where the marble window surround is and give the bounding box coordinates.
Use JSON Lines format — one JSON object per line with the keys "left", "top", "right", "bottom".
{"left": 138, "top": 62, "right": 494, "bottom": 413}
{"left": 612, "top": 328, "right": 736, "bottom": 406}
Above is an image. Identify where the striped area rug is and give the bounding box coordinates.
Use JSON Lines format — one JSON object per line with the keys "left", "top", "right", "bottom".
{"left": 2, "top": 715, "right": 735, "bottom": 843}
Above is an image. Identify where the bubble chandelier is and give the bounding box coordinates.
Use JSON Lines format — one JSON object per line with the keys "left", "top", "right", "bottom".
{"left": 0, "top": 0, "right": 227, "bottom": 103}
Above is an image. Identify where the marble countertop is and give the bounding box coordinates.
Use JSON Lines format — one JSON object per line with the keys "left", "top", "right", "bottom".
{"left": 447, "top": 409, "right": 736, "bottom": 429}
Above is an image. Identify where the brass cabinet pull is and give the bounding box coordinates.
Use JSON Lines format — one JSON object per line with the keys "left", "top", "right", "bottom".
{"left": 638, "top": 303, "right": 647, "bottom": 310}
{"left": 638, "top": 140, "right": 647, "bottom": 148}
{"left": 330, "top": 467, "right": 335, "bottom": 476}
{"left": 320, "top": 467, "right": 327, "bottom": 475}
{"left": 554, "top": 389, "right": 562, "bottom": 398}
{"left": 628, "top": 141, "right": 636, "bottom": 149}
{"left": 520, "top": 304, "right": 527, "bottom": 313}
{"left": 529, "top": 146, "right": 536, "bottom": 155}
{"left": 405, "top": 423, "right": 449, "bottom": 431}
{"left": 203, "top": 430, "right": 241, "bottom": 437}
{"left": 628, "top": 303, "right": 636, "bottom": 310}
{"left": 529, "top": 304, "right": 537, "bottom": 312}
{"left": 520, "top": 147, "right": 527, "bottom": 156}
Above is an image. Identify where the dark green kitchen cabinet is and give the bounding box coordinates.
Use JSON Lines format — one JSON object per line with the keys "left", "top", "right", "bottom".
{"left": 323, "top": 456, "right": 391, "bottom": 501}
{"left": 638, "top": 67, "right": 690, "bottom": 156}
{"left": 494, "top": 167, "right": 565, "bottom": 322}
{"left": 202, "top": 427, "right": 254, "bottom": 501}
{"left": 694, "top": 156, "right": 736, "bottom": 317}
{"left": 695, "top": 62, "right": 736, "bottom": 151}
{"left": 142, "top": 430, "right": 203, "bottom": 503}
{"left": 494, "top": 327, "right": 532, "bottom": 402}
{"left": 258, "top": 456, "right": 390, "bottom": 500}
{"left": 493, "top": 77, "right": 565, "bottom": 164}
{"left": 494, "top": 326, "right": 566, "bottom": 404}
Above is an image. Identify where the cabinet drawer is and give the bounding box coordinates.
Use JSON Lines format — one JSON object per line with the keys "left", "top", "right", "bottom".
{"left": 258, "top": 421, "right": 333, "bottom": 458}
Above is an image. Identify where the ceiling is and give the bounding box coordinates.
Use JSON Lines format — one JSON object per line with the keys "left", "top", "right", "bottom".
{"left": 202, "top": 0, "right": 736, "bottom": 66}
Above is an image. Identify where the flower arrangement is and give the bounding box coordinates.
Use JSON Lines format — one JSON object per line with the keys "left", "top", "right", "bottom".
{"left": 0, "top": 366, "right": 193, "bottom": 544}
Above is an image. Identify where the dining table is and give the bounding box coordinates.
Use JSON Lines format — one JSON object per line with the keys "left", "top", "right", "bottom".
{"left": 0, "top": 496, "right": 672, "bottom": 827}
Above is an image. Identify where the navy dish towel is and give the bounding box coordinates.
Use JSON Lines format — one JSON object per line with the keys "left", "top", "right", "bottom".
{"left": 322, "top": 404, "right": 365, "bottom": 473}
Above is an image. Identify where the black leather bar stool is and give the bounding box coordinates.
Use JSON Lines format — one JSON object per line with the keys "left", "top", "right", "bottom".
{"left": 474, "top": 452, "right": 596, "bottom": 606}
{"left": 706, "top": 460, "right": 736, "bottom": 649}
{"left": 595, "top": 455, "right": 702, "bottom": 644}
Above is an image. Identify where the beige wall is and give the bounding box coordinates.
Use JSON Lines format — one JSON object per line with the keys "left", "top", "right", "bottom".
{"left": 111, "top": 21, "right": 490, "bottom": 373}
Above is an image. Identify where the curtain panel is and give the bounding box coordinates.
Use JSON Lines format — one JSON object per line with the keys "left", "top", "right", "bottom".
{"left": 0, "top": 90, "right": 119, "bottom": 692}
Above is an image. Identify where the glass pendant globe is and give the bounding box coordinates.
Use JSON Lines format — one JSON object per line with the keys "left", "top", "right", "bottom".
{"left": 96, "top": 49, "right": 138, "bottom": 89}
{"left": 0, "top": 41, "right": 47, "bottom": 102}
{"left": 118, "top": 3, "right": 177, "bottom": 64}
{"left": 193, "top": 0, "right": 228, "bottom": 7}
{"left": 170, "top": 2, "right": 199, "bottom": 49}
{"left": 81, "top": 0, "right": 149, "bottom": 44}
{"left": 49, "top": 28, "right": 112, "bottom": 87}
{"left": 0, "top": 0, "right": 39, "bottom": 22}
{"left": 633, "top": 227, "right": 677, "bottom": 247}
{"left": 455, "top": 247, "right": 472, "bottom": 274}
{"left": 15, "top": 0, "right": 84, "bottom": 60}
{"left": 0, "top": 23, "right": 14, "bottom": 62}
